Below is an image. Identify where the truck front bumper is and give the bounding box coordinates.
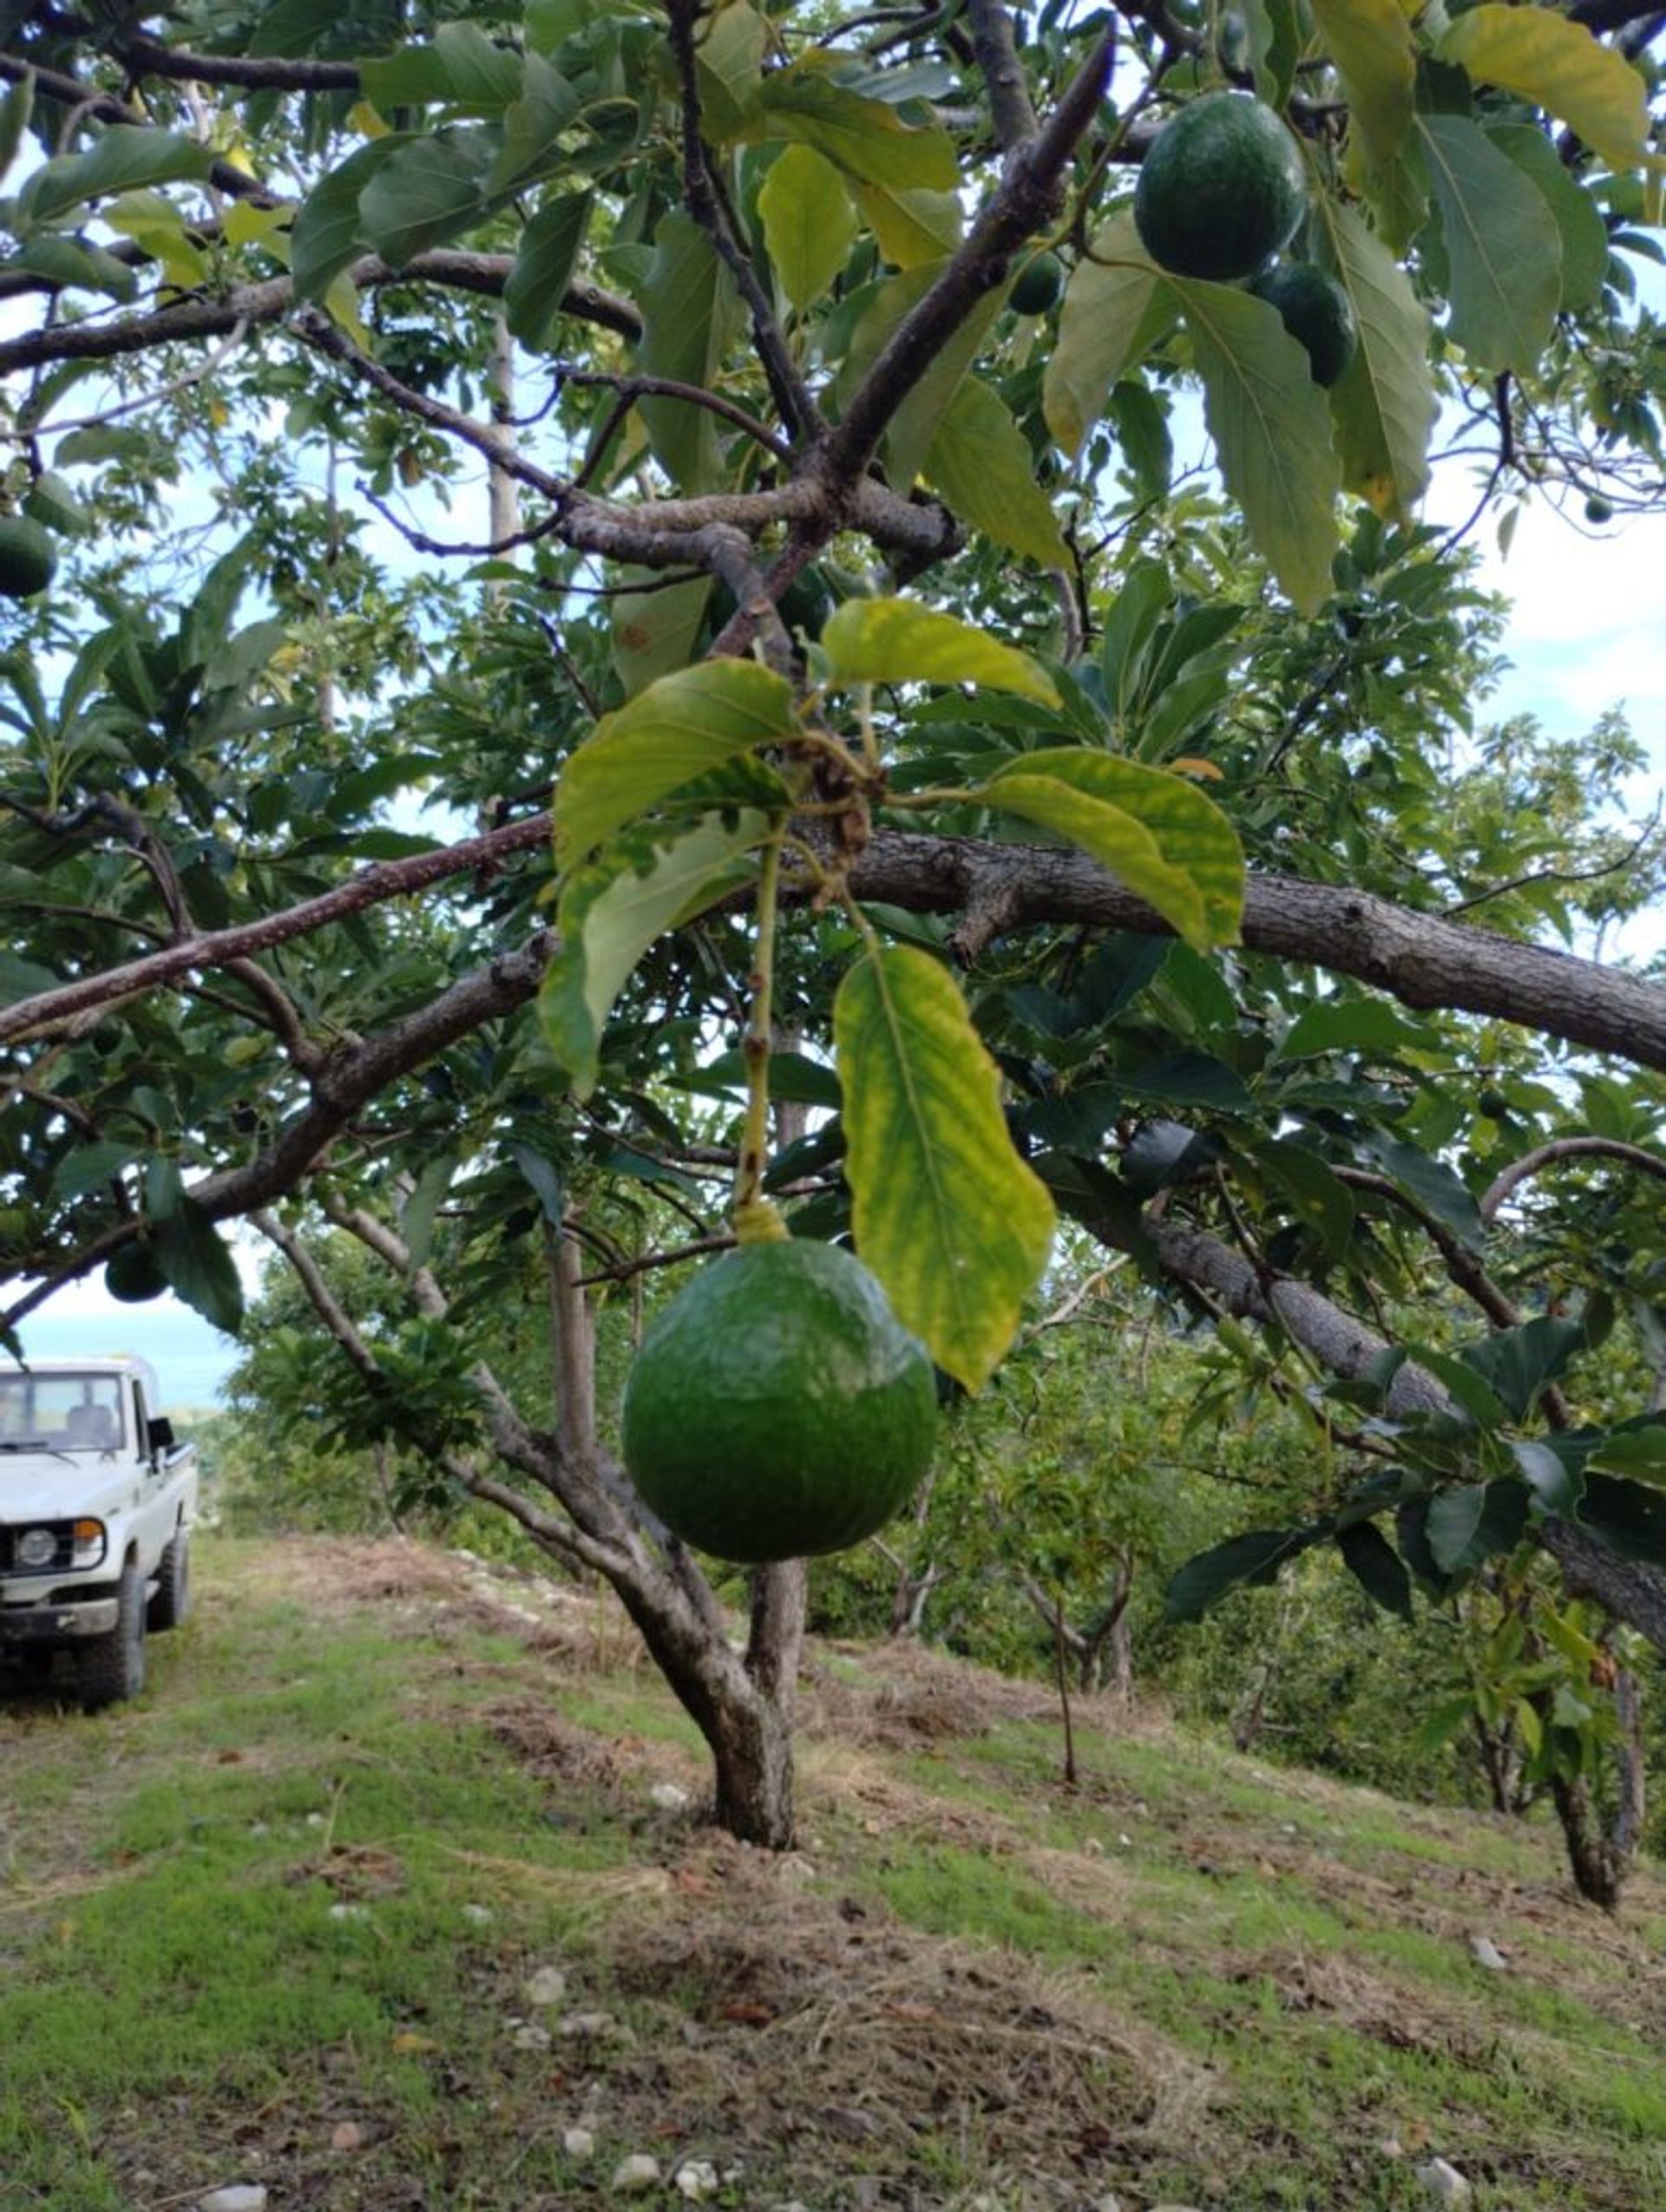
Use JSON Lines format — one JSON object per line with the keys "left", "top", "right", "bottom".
{"left": 0, "top": 1598, "right": 120, "bottom": 1644}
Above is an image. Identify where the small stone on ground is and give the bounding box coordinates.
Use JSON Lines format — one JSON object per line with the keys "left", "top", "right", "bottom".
{"left": 611, "top": 2152, "right": 662, "bottom": 2192}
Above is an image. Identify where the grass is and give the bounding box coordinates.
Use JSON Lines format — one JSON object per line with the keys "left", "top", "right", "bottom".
{"left": 2, "top": 1534, "right": 1663, "bottom": 2211}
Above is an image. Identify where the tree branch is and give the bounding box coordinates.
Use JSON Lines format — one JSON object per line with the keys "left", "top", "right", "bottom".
{"left": 967, "top": 0, "right": 1040, "bottom": 150}
{"left": 1480, "top": 1136, "right": 1666, "bottom": 1223}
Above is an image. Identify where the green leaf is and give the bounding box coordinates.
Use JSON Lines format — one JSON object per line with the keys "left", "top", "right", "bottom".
{"left": 359, "top": 23, "right": 525, "bottom": 114}
{"left": 833, "top": 945, "right": 1055, "bottom": 1391}
{"left": 1485, "top": 123, "right": 1608, "bottom": 314}
{"left": 50, "top": 1139, "right": 138, "bottom": 1202}
{"left": 291, "top": 137, "right": 405, "bottom": 303}
{"left": 400, "top": 1155, "right": 455, "bottom": 1269}
{"left": 1311, "top": 198, "right": 1436, "bottom": 519}
{"left": 1251, "top": 1136, "right": 1356, "bottom": 1261}
{"left": 13, "top": 127, "right": 214, "bottom": 230}
{"left": 695, "top": 0, "right": 765, "bottom": 141}
{"left": 1362, "top": 1130, "right": 1485, "bottom": 1251}
{"left": 752, "top": 71, "right": 959, "bottom": 191}
{"left": 820, "top": 599, "right": 1059, "bottom": 705}
{"left": 158, "top": 1200, "right": 244, "bottom": 1335}
{"left": 1575, "top": 1475, "right": 1666, "bottom": 1568}
{"left": 610, "top": 566, "right": 712, "bottom": 697}
{"left": 1512, "top": 1437, "right": 1584, "bottom": 1517}
{"left": 759, "top": 142, "right": 856, "bottom": 315}
{"left": 1243, "top": 0, "right": 1305, "bottom": 107}
{"left": 1044, "top": 212, "right": 1171, "bottom": 458}
{"left": 1426, "top": 1480, "right": 1529, "bottom": 1576}
{"left": 1413, "top": 1692, "right": 1480, "bottom": 1756}
{"left": 10, "top": 233, "right": 137, "bottom": 301}
{"left": 489, "top": 51, "right": 581, "bottom": 192}
{"left": 923, "top": 377, "right": 1068, "bottom": 570}
{"left": 1165, "top": 1526, "right": 1321, "bottom": 1622}
{"left": 503, "top": 190, "right": 593, "bottom": 350}
{"left": 1337, "top": 1520, "right": 1414, "bottom": 1622}
{"left": 356, "top": 129, "right": 495, "bottom": 267}
{"left": 542, "top": 813, "right": 767, "bottom": 1097}
{"left": 1460, "top": 1316, "right": 1584, "bottom": 1422}
{"left": 1415, "top": 114, "right": 1561, "bottom": 376}
{"left": 0, "top": 66, "right": 33, "bottom": 187}
{"left": 1309, "top": 0, "right": 1415, "bottom": 178}
{"left": 982, "top": 750, "right": 1243, "bottom": 951}
{"left": 1171, "top": 278, "right": 1342, "bottom": 615}
{"left": 635, "top": 209, "right": 746, "bottom": 491}
{"left": 554, "top": 659, "right": 798, "bottom": 863}
{"left": 1440, "top": 3, "right": 1650, "bottom": 172}
{"left": 1277, "top": 995, "right": 1439, "bottom": 1062}
{"left": 1586, "top": 1423, "right": 1666, "bottom": 1485}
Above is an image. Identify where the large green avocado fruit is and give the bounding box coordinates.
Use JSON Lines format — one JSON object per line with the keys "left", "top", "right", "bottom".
{"left": 0, "top": 514, "right": 56, "bottom": 599}
{"left": 1133, "top": 92, "right": 1307, "bottom": 283}
{"left": 106, "top": 1241, "right": 168, "bottom": 1304}
{"left": 620, "top": 1239, "right": 936, "bottom": 1563}
{"left": 1249, "top": 260, "right": 1357, "bottom": 387}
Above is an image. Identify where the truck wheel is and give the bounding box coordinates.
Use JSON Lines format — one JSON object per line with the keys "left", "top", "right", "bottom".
{"left": 148, "top": 1530, "right": 191, "bottom": 1632}
{"left": 78, "top": 1557, "right": 148, "bottom": 1711}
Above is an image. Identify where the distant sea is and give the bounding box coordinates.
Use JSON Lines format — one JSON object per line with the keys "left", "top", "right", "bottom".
{"left": 11, "top": 1304, "right": 239, "bottom": 1412}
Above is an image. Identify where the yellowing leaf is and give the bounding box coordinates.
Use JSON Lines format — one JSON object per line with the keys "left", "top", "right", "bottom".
{"left": 1043, "top": 210, "right": 1171, "bottom": 456}
{"left": 555, "top": 660, "right": 799, "bottom": 861}
{"left": 982, "top": 749, "right": 1244, "bottom": 950}
{"left": 820, "top": 599, "right": 1059, "bottom": 705}
{"left": 1309, "top": 0, "right": 1415, "bottom": 177}
{"left": 834, "top": 946, "right": 1054, "bottom": 1391}
{"left": 923, "top": 376, "right": 1068, "bottom": 570}
{"left": 1440, "top": 4, "right": 1650, "bottom": 172}
{"left": 851, "top": 180, "right": 962, "bottom": 267}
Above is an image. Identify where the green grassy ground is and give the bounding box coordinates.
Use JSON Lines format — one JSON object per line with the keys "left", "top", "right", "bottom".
{"left": 2, "top": 1535, "right": 1662, "bottom": 2211}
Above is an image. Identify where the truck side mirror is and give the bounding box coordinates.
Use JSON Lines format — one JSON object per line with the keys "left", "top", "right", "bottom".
{"left": 147, "top": 1416, "right": 175, "bottom": 1455}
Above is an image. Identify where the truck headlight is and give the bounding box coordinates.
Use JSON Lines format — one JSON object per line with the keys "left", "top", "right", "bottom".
{"left": 70, "top": 1520, "right": 106, "bottom": 1567}
{"left": 16, "top": 1527, "right": 57, "bottom": 1567}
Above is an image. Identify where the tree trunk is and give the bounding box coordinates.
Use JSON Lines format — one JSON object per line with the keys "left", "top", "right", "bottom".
{"left": 1547, "top": 1671, "right": 1646, "bottom": 1911}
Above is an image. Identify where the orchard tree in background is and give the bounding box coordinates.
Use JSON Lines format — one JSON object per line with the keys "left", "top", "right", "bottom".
{"left": 5, "top": 0, "right": 1666, "bottom": 1876}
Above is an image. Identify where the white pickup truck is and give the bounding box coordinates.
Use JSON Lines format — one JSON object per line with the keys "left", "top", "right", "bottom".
{"left": 0, "top": 1356, "right": 197, "bottom": 1709}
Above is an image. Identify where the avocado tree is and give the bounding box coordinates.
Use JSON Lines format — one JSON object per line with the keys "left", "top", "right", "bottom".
{"left": 4, "top": 0, "right": 1666, "bottom": 1859}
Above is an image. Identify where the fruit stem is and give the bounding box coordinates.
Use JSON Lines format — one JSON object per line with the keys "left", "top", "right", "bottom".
{"left": 733, "top": 827, "right": 790, "bottom": 1246}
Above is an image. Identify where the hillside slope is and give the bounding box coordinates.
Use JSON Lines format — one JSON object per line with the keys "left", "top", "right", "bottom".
{"left": 2, "top": 1536, "right": 1663, "bottom": 2212}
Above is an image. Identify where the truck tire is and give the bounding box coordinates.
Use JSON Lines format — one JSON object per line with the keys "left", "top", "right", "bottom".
{"left": 78, "top": 1557, "right": 147, "bottom": 1711}
{"left": 148, "top": 1529, "right": 191, "bottom": 1632}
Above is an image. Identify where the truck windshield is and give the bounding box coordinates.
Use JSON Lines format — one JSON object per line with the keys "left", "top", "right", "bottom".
{"left": 0, "top": 1371, "right": 126, "bottom": 1452}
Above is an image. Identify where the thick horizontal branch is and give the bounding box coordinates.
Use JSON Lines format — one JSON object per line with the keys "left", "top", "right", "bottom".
{"left": 847, "top": 829, "right": 1666, "bottom": 1075}
{"left": 8, "top": 822, "right": 1666, "bottom": 1082}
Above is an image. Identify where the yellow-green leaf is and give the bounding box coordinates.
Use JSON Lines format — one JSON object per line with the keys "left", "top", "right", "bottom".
{"left": 1171, "top": 278, "right": 1341, "bottom": 615}
{"left": 1440, "top": 3, "right": 1650, "bottom": 172}
{"left": 542, "top": 813, "right": 766, "bottom": 1096}
{"left": 820, "top": 599, "right": 1059, "bottom": 705}
{"left": 1310, "top": 197, "right": 1436, "bottom": 518}
{"left": 924, "top": 376, "right": 1068, "bottom": 569}
{"left": 636, "top": 209, "right": 746, "bottom": 492}
{"left": 754, "top": 70, "right": 959, "bottom": 190}
{"left": 1309, "top": 0, "right": 1415, "bottom": 178}
{"left": 555, "top": 660, "right": 798, "bottom": 861}
{"left": 609, "top": 567, "right": 712, "bottom": 697}
{"left": 758, "top": 142, "right": 856, "bottom": 314}
{"left": 982, "top": 749, "right": 1244, "bottom": 950}
{"left": 851, "top": 180, "right": 962, "bottom": 267}
{"left": 1043, "top": 210, "right": 1171, "bottom": 456}
{"left": 834, "top": 946, "right": 1055, "bottom": 1392}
